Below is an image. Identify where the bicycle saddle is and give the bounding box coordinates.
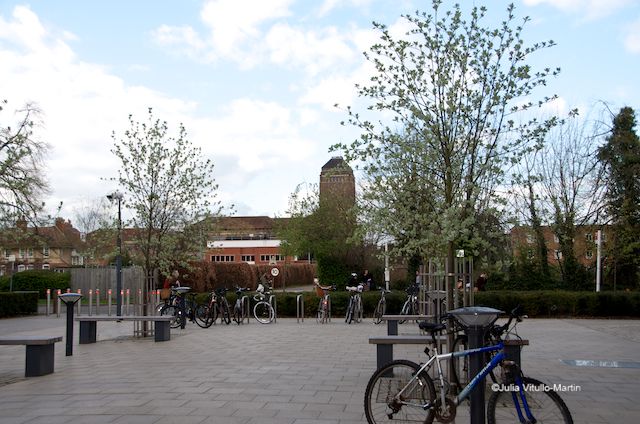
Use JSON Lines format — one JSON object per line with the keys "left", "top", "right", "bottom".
{"left": 418, "top": 321, "right": 446, "bottom": 333}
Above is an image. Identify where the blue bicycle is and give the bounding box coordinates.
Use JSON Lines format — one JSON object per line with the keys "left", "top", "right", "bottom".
{"left": 364, "top": 312, "right": 573, "bottom": 423}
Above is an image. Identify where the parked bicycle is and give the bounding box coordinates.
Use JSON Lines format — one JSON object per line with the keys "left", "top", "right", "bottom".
{"left": 373, "top": 287, "right": 391, "bottom": 324}
{"left": 159, "top": 286, "right": 195, "bottom": 329}
{"left": 253, "top": 279, "right": 275, "bottom": 324}
{"left": 194, "top": 287, "right": 232, "bottom": 328}
{"left": 232, "top": 286, "right": 250, "bottom": 324}
{"left": 398, "top": 283, "right": 419, "bottom": 323}
{"left": 315, "top": 281, "right": 335, "bottom": 324}
{"left": 449, "top": 306, "right": 525, "bottom": 391}
{"left": 363, "top": 309, "right": 573, "bottom": 424}
{"left": 345, "top": 282, "right": 363, "bottom": 324}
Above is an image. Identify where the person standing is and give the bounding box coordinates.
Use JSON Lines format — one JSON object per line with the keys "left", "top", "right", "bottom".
{"left": 361, "top": 269, "right": 375, "bottom": 291}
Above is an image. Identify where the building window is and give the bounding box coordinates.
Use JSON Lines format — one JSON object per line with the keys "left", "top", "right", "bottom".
{"left": 42, "top": 246, "right": 49, "bottom": 257}
{"left": 260, "top": 254, "right": 285, "bottom": 262}
{"left": 241, "top": 255, "right": 255, "bottom": 262}
{"left": 554, "top": 250, "right": 563, "bottom": 260}
{"left": 71, "top": 256, "right": 83, "bottom": 266}
{"left": 26, "top": 264, "right": 34, "bottom": 270}
{"left": 17, "top": 264, "right": 25, "bottom": 272}
{"left": 211, "top": 255, "right": 234, "bottom": 262}
{"left": 553, "top": 235, "right": 559, "bottom": 243}
{"left": 19, "top": 248, "right": 25, "bottom": 258}
{"left": 0, "top": 266, "right": 4, "bottom": 276}
{"left": 586, "top": 233, "right": 593, "bottom": 242}
{"left": 27, "top": 248, "right": 34, "bottom": 258}
{"left": 42, "top": 263, "right": 50, "bottom": 270}
{"left": 525, "top": 234, "right": 534, "bottom": 244}
{"left": 3, "top": 249, "right": 9, "bottom": 259}
{"left": 585, "top": 250, "right": 593, "bottom": 260}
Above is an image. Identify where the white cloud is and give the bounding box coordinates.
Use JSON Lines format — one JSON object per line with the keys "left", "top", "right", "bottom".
{"left": 624, "top": 16, "right": 640, "bottom": 53}
{"left": 265, "top": 24, "right": 354, "bottom": 75}
{"left": 523, "top": 0, "right": 635, "bottom": 21}
{"left": 200, "top": 0, "right": 293, "bottom": 56}
{"left": 0, "top": 5, "right": 314, "bottom": 218}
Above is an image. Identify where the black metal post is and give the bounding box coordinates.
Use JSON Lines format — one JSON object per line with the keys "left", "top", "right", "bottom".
{"left": 468, "top": 325, "right": 486, "bottom": 424}
{"left": 65, "top": 301, "right": 75, "bottom": 356}
{"left": 116, "top": 197, "right": 122, "bottom": 317}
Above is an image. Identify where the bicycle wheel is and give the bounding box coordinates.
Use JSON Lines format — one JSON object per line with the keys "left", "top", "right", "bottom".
{"left": 398, "top": 299, "right": 411, "bottom": 324}
{"left": 364, "top": 359, "right": 436, "bottom": 424}
{"left": 374, "top": 298, "right": 385, "bottom": 324}
{"left": 220, "top": 300, "right": 231, "bottom": 325}
{"left": 233, "top": 301, "right": 243, "bottom": 324}
{"left": 194, "top": 304, "right": 213, "bottom": 328}
{"left": 316, "top": 299, "right": 326, "bottom": 323}
{"left": 346, "top": 297, "right": 354, "bottom": 324}
{"left": 159, "top": 304, "right": 181, "bottom": 329}
{"left": 355, "top": 295, "right": 363, "bottom": 323}
{"left": 487, "top": 377, "right": 573, "bottom": 424}
{"left": 450, "top": 335, "right": 469, "bottom": 389}
{"left": 253, "top": 301, "right": 274, "bottom": 324}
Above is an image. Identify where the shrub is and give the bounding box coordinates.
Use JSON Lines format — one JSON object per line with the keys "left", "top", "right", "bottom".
{"left": 0, "top": 291, "right": 38, "bottom": 317}
{"left": 0, "top": 271, "right": 70, "bottom": 298}
{"left": 475, "top": 290, "right": 640, "bottom": 317}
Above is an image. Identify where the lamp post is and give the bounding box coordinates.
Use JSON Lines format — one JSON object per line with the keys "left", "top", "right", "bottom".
{"left": 107, "top": 191, "right": 123, "bottom": 317}
{"left": 449, "top": 306, "right": 503, "bottom": 424}
{"left": 59, "top": 292, "right": 82, "bottom": 356}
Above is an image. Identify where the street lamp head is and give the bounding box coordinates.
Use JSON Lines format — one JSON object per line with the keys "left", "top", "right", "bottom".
{"left": 106, "top": 191, "right": 123, "bottom": 202}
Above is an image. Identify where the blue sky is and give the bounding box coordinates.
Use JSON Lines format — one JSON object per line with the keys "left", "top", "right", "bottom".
{"left": 1, "top": 0, "right": 639, "bottom": 223}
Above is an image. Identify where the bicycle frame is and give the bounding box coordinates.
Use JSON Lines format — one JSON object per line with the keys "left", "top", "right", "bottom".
{"left": 397, "top": 341, "right": 536, "bottom": 422}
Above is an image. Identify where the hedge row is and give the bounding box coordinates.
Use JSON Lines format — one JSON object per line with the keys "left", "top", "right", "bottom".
{"left": 183, "top": 262, "right": 316, "bottom": 292}
{"left": 0, "top": 291, "right": 39, "bottom": 317}
{"left": 475, "top": 290, "right": 640, "bottom": 318}
{"left": 0, "top": 271, "right": 71, "bottom": 298}
{"left": 199, "top": 290, "right": 640, "bottom": 318}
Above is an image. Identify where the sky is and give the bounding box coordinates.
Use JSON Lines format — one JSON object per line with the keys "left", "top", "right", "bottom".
{"left": 1, "top": 0, "right": 639, "bottom": 226}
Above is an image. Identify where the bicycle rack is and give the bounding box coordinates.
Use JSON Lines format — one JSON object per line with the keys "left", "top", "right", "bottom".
{"left": 269, "top": 295, "right": 277, "bottom": 323}
{"left": 296, "top": 294, "right": 304, "bottom": 323}
{"left": 241, "top": 296, "right": 250, "bottom": 324}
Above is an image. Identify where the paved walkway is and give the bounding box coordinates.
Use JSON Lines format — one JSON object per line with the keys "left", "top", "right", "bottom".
{"left": 0, "top": 314, "right": 639, "bottom": 423}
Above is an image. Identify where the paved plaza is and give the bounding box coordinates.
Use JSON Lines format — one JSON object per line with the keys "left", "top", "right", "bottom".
{"left": 0, "top": 312, "right": 639, "bottom": 423}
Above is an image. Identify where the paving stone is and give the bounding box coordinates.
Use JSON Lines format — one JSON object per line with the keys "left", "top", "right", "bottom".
{"left": 0, "top": 315, "right": 639, "bottom": 423}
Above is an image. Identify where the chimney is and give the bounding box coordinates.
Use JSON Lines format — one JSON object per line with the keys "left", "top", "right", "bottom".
{"left": 16, "top": 218, "right": 27, "bottom": 230}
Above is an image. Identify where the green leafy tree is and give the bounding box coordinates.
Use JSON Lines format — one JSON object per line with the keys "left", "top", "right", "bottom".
{"left": 111, "top": 108, "right": 222, "bottom": 284}
{"left": 0, "top": 100, "right": 50, "bottom": 227}
{"left": 278, "top": 183, "right": 359, "bottom": 284}
{"left": 598, "top": 107, "right": 640, "bottom": 288}
{"left": 333, "top": 2, "right": 559, "bottom": 303}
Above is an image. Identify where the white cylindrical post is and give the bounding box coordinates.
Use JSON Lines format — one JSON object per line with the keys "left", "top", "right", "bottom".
{"left": 96, "top": 289, "right": 100, "bottom": 315}
{"left": 76, "top": 289, "right": 82, "bottom": 316}
{"left": 108, "top": 289, "right": 112, "bottom": 316}
{"left": 89, "top": 289, "right": 93, "bottom": 316}
{"left": 46, "top": 289, "right": 51, "bottom": 316}
{"left": 56, "top": 289, "right": 62, "bottom": 317}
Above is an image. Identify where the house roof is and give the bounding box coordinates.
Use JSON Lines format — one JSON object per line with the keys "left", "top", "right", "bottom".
{"left": 0, "top": 218, "right": 83, "bottom": 249}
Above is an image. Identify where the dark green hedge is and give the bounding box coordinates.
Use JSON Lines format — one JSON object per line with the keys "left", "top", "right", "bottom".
{"left": 0, "top": 271, "right": 70, "bottom": 298}
{"left": 475, "top": 290, "right": 640, "bottom": 317}
{"left": 197, "top": 289, "right": 640, "bottom": 318}
{"left": 0, "top": 291, "right": 38, "bottom": 317}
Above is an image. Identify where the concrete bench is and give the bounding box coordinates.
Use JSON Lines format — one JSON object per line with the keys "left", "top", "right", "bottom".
{"left": 76, "top": 316, "right": 174, "bottom": 343}
{"left": 380, "top": 314, "right": 432, "bottom": 335}
{"left": 369, "top": 334, "right": 447, "bottom": 369}
{"left": 0, "top": 336, "right": 62, "bottom": 377}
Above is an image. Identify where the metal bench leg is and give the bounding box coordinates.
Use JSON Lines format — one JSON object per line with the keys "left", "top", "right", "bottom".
{"left": 377, "top": 344, "right": 393, "bottom": 369}
{"left": 25, "top": 344, "right": 55, "bottom": 377}
{"left": 79, "top": 321, "right": 97, "bottom": 344}
{"left": 154, "top": 321, "right": 170, "bottom": 342}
